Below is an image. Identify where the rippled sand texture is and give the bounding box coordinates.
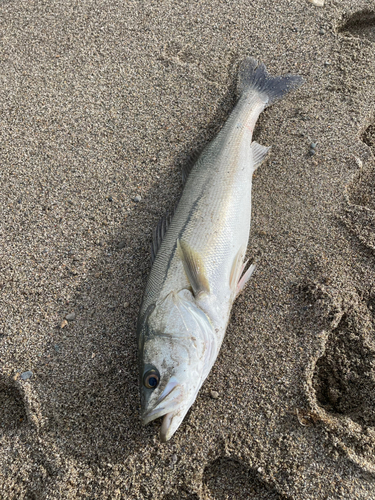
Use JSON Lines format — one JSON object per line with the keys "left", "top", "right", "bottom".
{"left": 1, "top": 1, "right": 375, "bottom": 499}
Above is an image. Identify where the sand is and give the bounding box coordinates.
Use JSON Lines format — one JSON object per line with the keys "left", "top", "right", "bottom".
{"left": 1, "top": 0, "right": 375, "bottom": 498}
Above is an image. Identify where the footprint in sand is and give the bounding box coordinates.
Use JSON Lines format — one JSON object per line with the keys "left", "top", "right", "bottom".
{"left": 342, "top": 123, "right": 375, "bottom": 252}
{"left": 0, "top": 377, "right": 52, "bottom": 499}
{"left": 339, "top": 10, "right": 375, "bottom": 43}
{"left": 339, "top": 10, "right": 375, "bottom": 251}
{"left": 203, "top": 457, "right": 290, "bottom": 500}
{"left": 349, "top": 125, "right": 375, "bottom": 213}
{"left": 304, "top": 282, "right": 375, "bottom": 470}
{"left": 312, "top": 311, "right": 375, "bottom": 428}
{"left": 0, "top": 378, "right": 27, "bottom": 432}
{"left": 328, "top": 10, "right": 375, "bottom": 451}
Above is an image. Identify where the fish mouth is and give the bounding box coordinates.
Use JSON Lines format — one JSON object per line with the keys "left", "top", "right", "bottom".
{"left": 142, "top": 376, "right": 184, "bottom": 428}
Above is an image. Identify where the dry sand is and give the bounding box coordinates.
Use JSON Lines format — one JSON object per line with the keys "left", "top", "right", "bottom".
{"left": 1, "top": 0, "right": 375, "bottom": 498}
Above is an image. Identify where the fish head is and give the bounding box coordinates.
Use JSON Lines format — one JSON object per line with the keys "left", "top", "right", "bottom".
{"left": 139, "top": 289, "right": 216, "bottom": 442}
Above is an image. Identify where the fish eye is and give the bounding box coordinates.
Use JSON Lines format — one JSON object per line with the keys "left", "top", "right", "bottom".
{"left": 143, "top": 369, "right": 160, "bottom": 389}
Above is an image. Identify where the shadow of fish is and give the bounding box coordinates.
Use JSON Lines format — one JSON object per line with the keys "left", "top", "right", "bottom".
{"left": 137, "top": 57, "right": 304, "bottom": 442}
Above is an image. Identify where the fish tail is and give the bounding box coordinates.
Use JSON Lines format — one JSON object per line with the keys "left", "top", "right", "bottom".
{"left": 237, "top": 57, "right": 304, "bottom": 106}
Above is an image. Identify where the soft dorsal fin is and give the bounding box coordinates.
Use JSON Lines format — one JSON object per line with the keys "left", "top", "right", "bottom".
{"left": 177, "top": 239, "right": 210, "bottom": 297}
{"left": 151, "top": 212, "right": 173, "bottom": 264}
{"left": 251, "top": 141, "right": 270, "bottom": 170}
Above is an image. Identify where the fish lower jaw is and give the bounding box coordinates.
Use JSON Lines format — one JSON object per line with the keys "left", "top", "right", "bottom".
{"left": 142, "top": 397, "right": 191, "bottom": 442}
{"left": 142, "top": 408, "right": 183, "bottom": 442}
{"left": 160, "top": 411, "right": 176, "bottom": 442}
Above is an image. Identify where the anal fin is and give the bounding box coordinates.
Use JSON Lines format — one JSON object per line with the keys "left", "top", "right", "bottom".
{"left": 230, "top": 246, "right": 245, "bottom": 291}
{"left": 230, "top": 247, "right": 256, "bottom": 298}
{"left": 237, "top": 262, "right": 256, "bottom": 296}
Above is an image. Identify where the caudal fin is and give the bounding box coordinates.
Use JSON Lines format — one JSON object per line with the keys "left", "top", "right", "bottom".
{"left": 237, "top": 57, "right": 304, "bottom": 106}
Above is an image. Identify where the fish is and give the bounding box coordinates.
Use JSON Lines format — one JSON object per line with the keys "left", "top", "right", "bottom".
{"left": 137, "top": 57, "right": 303, "bottom": 442}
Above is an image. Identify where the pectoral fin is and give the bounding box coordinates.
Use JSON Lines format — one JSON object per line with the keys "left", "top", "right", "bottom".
{"left": 177, "top": 239, "right": 210, "bottom": 298}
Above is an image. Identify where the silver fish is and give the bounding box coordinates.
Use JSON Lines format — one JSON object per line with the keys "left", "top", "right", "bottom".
{"left": 137, "top": 58, "right": 303, "bottom": 442}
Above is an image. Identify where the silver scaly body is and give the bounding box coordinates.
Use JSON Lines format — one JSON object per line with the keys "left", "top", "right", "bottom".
{"left": 137, "top": 58, "right": 303, "bottom": 441}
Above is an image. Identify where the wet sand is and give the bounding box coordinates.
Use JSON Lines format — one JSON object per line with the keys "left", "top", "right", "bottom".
{"left": 1, "top": 1, "right": 375, "bottom": 498}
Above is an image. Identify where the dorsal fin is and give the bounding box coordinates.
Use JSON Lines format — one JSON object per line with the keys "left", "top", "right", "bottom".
{"left": 181, "top": 149, "right": 201, "bottom": 184}
{"left": 151, "top": 212, "right": 173, "bottom": 264}
{"left": 151, "top": 147, "right": 203, "bottom": 263}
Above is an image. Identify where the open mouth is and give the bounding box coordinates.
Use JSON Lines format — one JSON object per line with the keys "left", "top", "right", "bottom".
{"left": 142, "top": 376, "right": 184, "bottom": 425}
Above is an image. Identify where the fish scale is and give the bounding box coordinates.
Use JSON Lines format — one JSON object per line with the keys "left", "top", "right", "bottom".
{"left": 137, "top": 57, "right": 303, "bottom": 442}
{"left": 142, "top": 100, "right": 257, "bottom": 314}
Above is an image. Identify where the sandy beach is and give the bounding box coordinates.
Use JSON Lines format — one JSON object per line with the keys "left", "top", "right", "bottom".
{"left": 1, "top": 0, "right": 375, "bottom": 498}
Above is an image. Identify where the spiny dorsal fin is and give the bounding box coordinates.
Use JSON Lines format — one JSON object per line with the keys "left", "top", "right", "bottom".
{"left": 251, "top": 141, "right": 270, "bottom": 170}
{"left": 177, "top": 239, "right": 210, "bottom": 297}
{"left": 181, "top": 150, "right": 201, "bottom": 185}
{"left": 151, "top": 212, "right": 173, "bottom": 264}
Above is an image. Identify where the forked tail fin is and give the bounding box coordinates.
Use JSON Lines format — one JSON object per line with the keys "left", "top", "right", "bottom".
{"left": 237, "top": 57, "right": 304, "bottom": 105}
